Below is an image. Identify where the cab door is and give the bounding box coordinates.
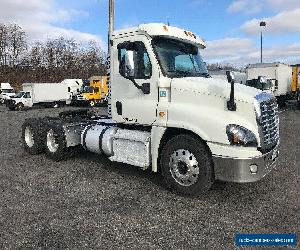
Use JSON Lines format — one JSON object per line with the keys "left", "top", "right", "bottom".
{"left": 111, "top": 36, "right": 158, "bottom": 125}
{"left": 23, "top": 92, "right": 33, "bottom": 107}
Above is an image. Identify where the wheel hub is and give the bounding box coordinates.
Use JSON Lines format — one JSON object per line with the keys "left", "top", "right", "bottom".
{"left": 46, "top": 129, "right": 59, "bottom": 153}
{"left": 24, "top": 127, "right": 34, "bottom": 148}
{"left": 177, "top": 161, "right": 188, "bottom": 175}
{"left": 169, "top": 149, "right": 200, "bottom": 187}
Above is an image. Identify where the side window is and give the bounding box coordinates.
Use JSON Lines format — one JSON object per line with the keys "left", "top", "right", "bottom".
{"left": 24, "top": 92, "right": 31, "bottom": 98}
{"left": 118, "top": 41, "right": 152, "bottom": 79}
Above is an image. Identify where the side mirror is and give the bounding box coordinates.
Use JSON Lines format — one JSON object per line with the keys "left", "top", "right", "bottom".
{"left": 124, "top": 50, "right": 135, "bottom": 78}
{"left": 226, "top": 71, "right": 235, "bottom": 83}
{"left": 141, "top": 82, "right": 150, "bottom": 95}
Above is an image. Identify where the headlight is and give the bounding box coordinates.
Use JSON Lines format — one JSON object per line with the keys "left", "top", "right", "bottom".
{"left": 226, "top": 124, "right": 258, "bottom": 147}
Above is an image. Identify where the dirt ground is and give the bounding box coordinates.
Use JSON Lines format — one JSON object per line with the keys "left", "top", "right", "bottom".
{"left": 0, "top": 105, "right": 299, "bottom": 249}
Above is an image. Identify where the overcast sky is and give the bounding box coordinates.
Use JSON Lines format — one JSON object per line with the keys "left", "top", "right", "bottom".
{"left": 0, "top": 0, "right": 300, "bottom": 66}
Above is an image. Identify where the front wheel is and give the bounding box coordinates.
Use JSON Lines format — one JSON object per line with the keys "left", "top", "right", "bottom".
{"left": 160, "top": 134, "right": 214, "bottom": 196}
{"left": 89, "top": 100, "right": 96, "bottom": 107}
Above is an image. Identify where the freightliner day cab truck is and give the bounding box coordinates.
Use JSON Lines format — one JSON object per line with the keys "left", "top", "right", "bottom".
{"left": 21, "top": 23, "right": 280, "bottom": 195}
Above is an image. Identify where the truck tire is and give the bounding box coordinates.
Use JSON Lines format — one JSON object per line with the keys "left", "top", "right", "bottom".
{"left": 22, "top": 119, "right": 45, "bottom": 155}
{"left": 16, "top": 103, "right": 24, "bottom": 111}
{"left": 160, "top": 134, "right": 214, "bottom": 196}
{"left": 44, "top": 123, "right": 68, "bottom": 161}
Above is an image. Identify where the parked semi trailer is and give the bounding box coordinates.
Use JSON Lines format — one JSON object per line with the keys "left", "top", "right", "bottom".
{"left": 7, "top": 82, "right": 73, "bottom": 110}
{"left": 246, "top": 63, "right": 292, "bottom": 105}
{"left": 21, "top": 21, "right": 280, "bottom": 195}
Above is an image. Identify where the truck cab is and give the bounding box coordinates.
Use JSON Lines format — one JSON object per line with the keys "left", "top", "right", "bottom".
{"left": 7, "top": 91, "right": 33, "bottom": 110}
{"left": 76, "top": 76, "right": 108, "bottom": 106}
{"left": 0, "top": 83, "right": 15, "bottom": 104}
{"left": 110, "top": 23, "right": 279, "bottom": 179}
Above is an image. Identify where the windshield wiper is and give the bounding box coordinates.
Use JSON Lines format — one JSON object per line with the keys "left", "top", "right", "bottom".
{"left": 198, "top": 72, "right": 211, "bottom": 78}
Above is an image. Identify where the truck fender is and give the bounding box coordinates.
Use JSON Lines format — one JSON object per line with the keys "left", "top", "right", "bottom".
{"left": 151, "top": 126, "right": 210, "bottom": 172}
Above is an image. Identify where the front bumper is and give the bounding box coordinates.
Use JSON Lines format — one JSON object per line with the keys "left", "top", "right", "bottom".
{"left": 6, "top": 99, "right": 16, "bottom": 108}
{"left": 213, "top": 143, "right": 279, "bottom": 183}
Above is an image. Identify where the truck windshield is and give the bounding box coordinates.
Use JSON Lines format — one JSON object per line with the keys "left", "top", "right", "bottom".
{"left": 83, "top": 86, "right": 94, "bottom": 93}
{"left": 152, "top": 37, "right": 209, "bottom": 78}
{"left": 14, "top": 92, "right": 25, "bottom": 98}
{"left": 2, "top": 89, "right": 14, "bottom": 93}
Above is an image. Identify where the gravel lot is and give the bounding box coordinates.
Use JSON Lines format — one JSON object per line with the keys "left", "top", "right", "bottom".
{"left": 0, "top": 105, "right": 299, "bottom": 249}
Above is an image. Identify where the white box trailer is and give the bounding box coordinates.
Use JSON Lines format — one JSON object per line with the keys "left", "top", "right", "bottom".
{"left": 210, "top": 70, "right": 247, "bottom": 85}
{"left": 246, "top": 63, "right": 292, "bottom": 98}
{"left": 61, "top": 79, "right": 83, "bottom": 97}
{"left": 7, "top": 82, "right": 72, "bottom": 110}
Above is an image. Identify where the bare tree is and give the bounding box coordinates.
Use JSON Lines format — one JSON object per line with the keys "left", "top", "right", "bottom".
{"left": 0, "top": 22, "right": 107, "bottom": 87}
{"left": 0, "top": 23, "right": 9, "bottom": 66}
{"left": 7, "top": 24, "right": 27, "bottom": 66}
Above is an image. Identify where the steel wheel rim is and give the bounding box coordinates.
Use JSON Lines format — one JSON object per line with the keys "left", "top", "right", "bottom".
{"left": 169, "top": 149, "right": 200, "bottom": 187}
{"left": 24, "top": 127, "right": 34, "bottom": 148}
{"left": 90, "top": 101, "right": 95, "bottom": 107}
{"left": 46, "top": 129, "right": 59, "bottom": 153}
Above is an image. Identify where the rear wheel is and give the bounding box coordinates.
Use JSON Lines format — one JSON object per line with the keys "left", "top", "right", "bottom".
{"left": 45, "top": 123, "right": 68, "bottom": 161}
{"left": 22, "top": 119, "right": 45, "bottom": 154}
{"left": 160, "top": 134, "right": 214, "bottom": 196}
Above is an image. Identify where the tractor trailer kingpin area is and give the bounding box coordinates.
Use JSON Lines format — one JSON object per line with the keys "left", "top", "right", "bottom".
{"left": 21, "top": 24, "right": 280, "bottom": 195}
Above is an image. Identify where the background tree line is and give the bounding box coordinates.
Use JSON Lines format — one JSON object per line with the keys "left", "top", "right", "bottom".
{"left": 0, "top": 23, "right": 107, "bottom": 90}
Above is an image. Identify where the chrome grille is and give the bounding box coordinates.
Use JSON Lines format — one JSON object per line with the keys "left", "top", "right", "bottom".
{"left": 259, "top": 98, "right": 279, "bottom": 149}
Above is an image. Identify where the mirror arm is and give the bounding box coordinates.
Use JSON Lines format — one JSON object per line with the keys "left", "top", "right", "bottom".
{"left": 128, "top": 77, "right": 150, "bottom": 94}
{"left": 129, "top": 77, "right": 142, "bottom": 90}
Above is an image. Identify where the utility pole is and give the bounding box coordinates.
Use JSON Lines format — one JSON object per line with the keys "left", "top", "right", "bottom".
{"left": 260, "top": 21, "right": 266, "bottom": 63}
{"left": 108, "top": 0, "right": 115, "bottom": 56}
{"left": 107, "top": 0, "right": 115, "bottom": 118}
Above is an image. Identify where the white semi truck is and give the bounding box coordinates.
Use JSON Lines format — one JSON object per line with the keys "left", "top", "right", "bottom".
{"left": 0, "top": 83, "right": 15, "bottom": 104}
{"left": 21, "top": 23, "right": 280, "bottom": 195}
{"left": 7, "top": 82, "right": 73, "bottom": 110}
{"left": 246, "top": 63, "right": 292, "bottom": 104}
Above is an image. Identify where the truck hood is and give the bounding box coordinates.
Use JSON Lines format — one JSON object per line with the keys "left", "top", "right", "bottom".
{"left": 171, "top": 77, "right": 262, "bottom": 103}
